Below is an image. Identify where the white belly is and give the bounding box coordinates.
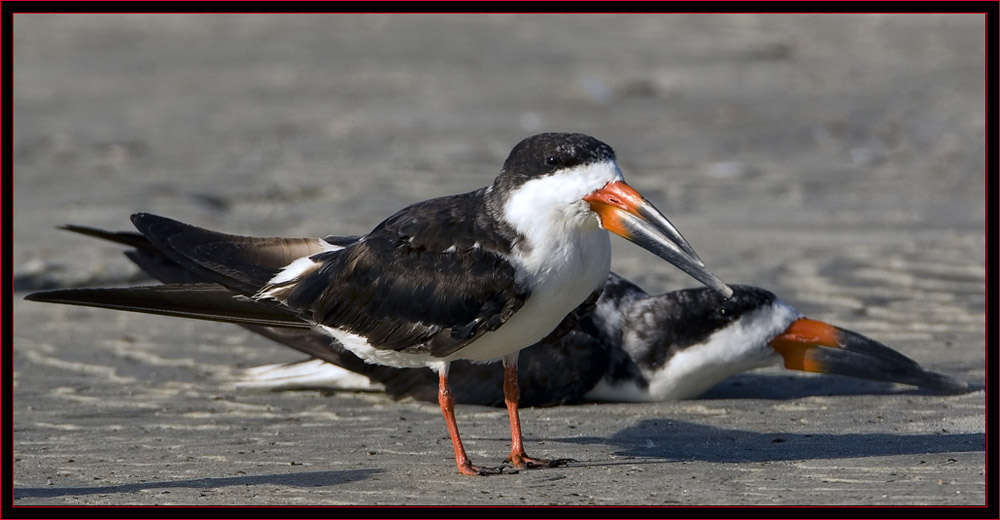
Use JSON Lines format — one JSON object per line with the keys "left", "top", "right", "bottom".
{"left": 450, "top": 228, "right": 611, "bottom": 362}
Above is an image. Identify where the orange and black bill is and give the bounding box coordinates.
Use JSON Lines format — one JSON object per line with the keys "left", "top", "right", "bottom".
{"left": 769, "top": 317, "right": 968, "bottom": 393}
{"left": 585, "top": 180, "right": 732, "bottom": 298}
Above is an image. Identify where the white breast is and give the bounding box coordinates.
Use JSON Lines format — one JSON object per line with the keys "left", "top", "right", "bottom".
{"left": 450, "top": 226, "right": 612, "bottom": 363}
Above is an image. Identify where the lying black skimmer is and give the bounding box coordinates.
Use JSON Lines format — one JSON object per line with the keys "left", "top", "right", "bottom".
{"left": 26, "top": 132, "right": 732, "bottom": 476}
{"left": 237, "top": 272, "right": 968, "bottom": 404}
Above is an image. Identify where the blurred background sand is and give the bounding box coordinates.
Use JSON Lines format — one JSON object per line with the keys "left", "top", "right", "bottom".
{"left": 12, "top": 14, "right": 985, "bottom": 505}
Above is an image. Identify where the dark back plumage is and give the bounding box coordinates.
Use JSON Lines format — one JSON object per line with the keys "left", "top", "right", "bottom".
{"left": 255, "top": 189, "right": 531, "bottom": 357}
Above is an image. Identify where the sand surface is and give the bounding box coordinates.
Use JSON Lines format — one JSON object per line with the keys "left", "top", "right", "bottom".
{"left": 12, "top": 14, "right": 985, "bottom": 506}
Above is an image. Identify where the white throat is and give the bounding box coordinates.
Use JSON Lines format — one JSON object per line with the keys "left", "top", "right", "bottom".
{"left": 499, "top": 160, "right": 623, "bottom": 282}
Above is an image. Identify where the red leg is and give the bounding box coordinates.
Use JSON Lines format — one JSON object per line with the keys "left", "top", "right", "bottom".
{"left": 438, "top": 366, "right": 500, "bottom": 476}
{"left": 502, "top": 356, "right": 573, "bottom": 469}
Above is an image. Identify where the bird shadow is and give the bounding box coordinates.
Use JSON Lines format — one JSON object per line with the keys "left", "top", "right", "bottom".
{"left": 12, "top": 469, "right": 381, "bottom": 501}
{"left": 559, "top": 419, "right": 984, "bottom": 465}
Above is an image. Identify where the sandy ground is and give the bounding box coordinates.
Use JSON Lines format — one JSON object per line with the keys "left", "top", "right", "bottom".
{"left": 11, "top": 14, "right": 986, "bottom": 506}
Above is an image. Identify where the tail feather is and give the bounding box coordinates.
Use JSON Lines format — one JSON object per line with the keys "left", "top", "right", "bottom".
{"left": 129, "top": 213, "right": 334, "bottom": 296}
{"left": 60, "top": 225, "right": 154, "bottom": 251}
{"left": 24, "top": 284, "right": 310, "bottom": 329}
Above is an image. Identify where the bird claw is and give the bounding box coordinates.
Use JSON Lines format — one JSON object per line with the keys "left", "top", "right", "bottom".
{"left": 504, "top": 454, "right": 576, "bottom": 470}
{"left": 545, "top": 457, "right": 577, "bottom": 467}
{"left": 476, "top": 465, "right": 506, "bottom": 476}
{"left": 457, "top": 461, "right": 506, "bottom": 476}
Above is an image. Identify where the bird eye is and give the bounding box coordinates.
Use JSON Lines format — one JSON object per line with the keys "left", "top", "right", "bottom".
{"left": 545, "top": 156, "right": 561, "bottom": 166}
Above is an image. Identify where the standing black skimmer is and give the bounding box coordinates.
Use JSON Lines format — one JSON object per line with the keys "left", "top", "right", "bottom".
{"left": 26, "top": 132, "right": 732, "bottom": 476}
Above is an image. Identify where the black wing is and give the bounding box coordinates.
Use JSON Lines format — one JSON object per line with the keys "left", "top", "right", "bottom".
{"left": 261, "top": 190, "right": 530, "bottom": 357}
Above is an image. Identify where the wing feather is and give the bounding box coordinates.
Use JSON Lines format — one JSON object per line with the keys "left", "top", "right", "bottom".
{"left": 259, "top": 191, "right": 530, "bottom": 357}
{"left": 25, "top": 284, "right": 309, "bottom": 328}
{"left": 130, "top": 213, "right": 336, "bottom": 295}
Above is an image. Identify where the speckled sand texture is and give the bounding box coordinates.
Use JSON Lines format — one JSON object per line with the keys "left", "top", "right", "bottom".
{"left": 13, "top": 14, "right": 985, "bottom": 505}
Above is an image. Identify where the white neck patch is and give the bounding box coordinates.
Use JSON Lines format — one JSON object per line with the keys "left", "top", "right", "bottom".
{"left": 500, "top": 159, "right": 623, "bottom": 263}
